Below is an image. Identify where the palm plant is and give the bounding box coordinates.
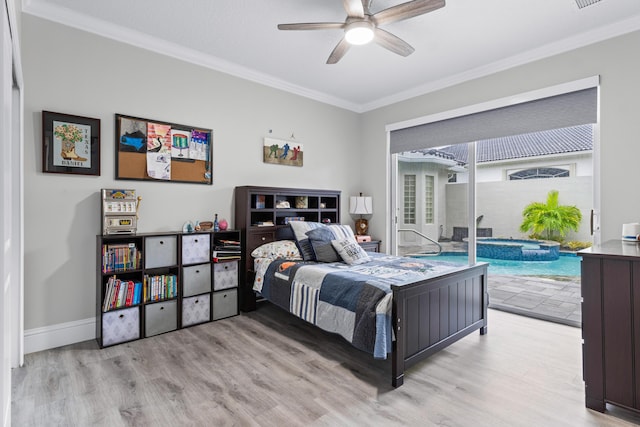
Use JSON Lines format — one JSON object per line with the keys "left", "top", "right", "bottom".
{"left": 520, "top": 190, "right": 582, "bottom": 241}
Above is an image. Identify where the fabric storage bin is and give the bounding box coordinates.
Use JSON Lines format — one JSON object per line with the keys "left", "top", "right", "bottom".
{"left": 182, "top": 294, "right": 211, "bottom": 327}
{"left": 213, "top": 261, "right": 238, "bottom": 290}
{"left": 102, "top": 307, "right": 140, "bottom": 346}
{"left": 145, "top": 235, "right": 177, "bottom": 269}
{"left": 183, "top": 263, "right": 212, "bottom": 297}
{"left": 145, "top": 300, "right": 177, "bottom": 337}
{"left": 182, "top": 234, "right": 210, "bottom": 265}
{"left": 212, "top": 289, "right": 238, "bottom": 320}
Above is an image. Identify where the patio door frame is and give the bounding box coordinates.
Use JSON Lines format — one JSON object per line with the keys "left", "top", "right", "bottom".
{"left": 387, "top": 76, "right": 600, "bottom": 258}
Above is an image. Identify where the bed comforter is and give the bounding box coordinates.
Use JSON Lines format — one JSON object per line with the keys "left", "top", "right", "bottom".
{"left": 253, "top": 253, "right": 462, "bottom": 359}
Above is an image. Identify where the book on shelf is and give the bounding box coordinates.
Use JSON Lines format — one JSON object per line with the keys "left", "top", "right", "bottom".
{"left": 102, "top": 277, "right": 142, "bottom": 312}
{"left": 284, "top": 216, "right": 304, "bottom": 224}
{"left": 254, "top": 221, "right": 274, "bottom": 227}
{"left": 102, "top": 243, "right": 141, "bottom": 273}
{"left": 215, "top": 239, "right": 241, "bottom": 250}
{"left": 143, "top": 273, "right": 177, "bottom": 303}
{"left": 256, "top": 195, "right": 266, "bottom": 209}
{"left": 212, "top": 250, "right": 241, "bottom": 262}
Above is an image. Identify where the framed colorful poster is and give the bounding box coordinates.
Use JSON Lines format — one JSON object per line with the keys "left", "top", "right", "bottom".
{"left": 42, "top": 111, "right": 101, "bottom": 176}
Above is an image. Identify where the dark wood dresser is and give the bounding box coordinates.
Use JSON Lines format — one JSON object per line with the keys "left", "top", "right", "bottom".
{"left": 579, "top": 240, "right": 640, "bottom": 413}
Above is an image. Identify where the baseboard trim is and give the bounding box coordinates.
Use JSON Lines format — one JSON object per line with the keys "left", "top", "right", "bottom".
{"left": 24, "top": 317, "right": 95, "bottom": 354}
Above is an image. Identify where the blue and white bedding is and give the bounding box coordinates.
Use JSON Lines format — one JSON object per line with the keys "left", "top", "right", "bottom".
{"left": 253, "top": 253, "right": 462, "bottom": 359}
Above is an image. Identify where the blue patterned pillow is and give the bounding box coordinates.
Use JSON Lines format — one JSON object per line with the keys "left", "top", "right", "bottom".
{"left": 288, "top": 221, "right": 323, "bottom": 260}
{"left": 306, "top": 224, "right": 356, "bottom": 263}
{"left": 332, "top": 237, "right": 371, "bottom": 265}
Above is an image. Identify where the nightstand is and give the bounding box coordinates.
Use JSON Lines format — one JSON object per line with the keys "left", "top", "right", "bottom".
{"left": 358, "top": 240, "right": 381, "bottom": 253}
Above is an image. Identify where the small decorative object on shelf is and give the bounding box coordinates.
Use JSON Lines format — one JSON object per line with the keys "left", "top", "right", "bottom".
{"left": 182, "top": 221, "right": 195, "bottom": 233}
{"left": 218, "top": 218, "right": 228, "bottom": 230}
{"left": 199, "top": 221, "right": 213, "bottom": 231}
{"left": 101, "top": 189, "right": 139, "bottom": 235}
{"left": 214, "top": 214, "right": 220, "bottom": 232}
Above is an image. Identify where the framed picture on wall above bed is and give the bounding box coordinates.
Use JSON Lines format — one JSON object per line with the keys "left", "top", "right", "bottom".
{"left": 263, "top": 137, "right": 303, "bottom": 167}
{"left": 115, "top": 114, "right": 213, "bottom": 185}
{"left": 42, "top": 111, "right": 101, "bottom": 176}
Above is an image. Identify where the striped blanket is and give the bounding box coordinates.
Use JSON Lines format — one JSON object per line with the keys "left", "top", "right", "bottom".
{"left": 253, "top": 253, "right": 461, "bottom": 358}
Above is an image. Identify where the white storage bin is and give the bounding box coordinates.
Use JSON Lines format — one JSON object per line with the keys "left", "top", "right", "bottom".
{"left": 102, "top": 307, "right": 140, "bottom": 346}
{"left": 182, "top": 294, "right": 211, "bottom": 327}
{"left": 182, "top": 234, "right": 210, "bottom": 265}
{"left": 213, "top": 261, "right": 238, "bottom": 290}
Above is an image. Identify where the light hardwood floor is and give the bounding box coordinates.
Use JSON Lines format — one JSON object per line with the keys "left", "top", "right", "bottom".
{"left": 11, "top": 305, "right": 640, "bottom": 426}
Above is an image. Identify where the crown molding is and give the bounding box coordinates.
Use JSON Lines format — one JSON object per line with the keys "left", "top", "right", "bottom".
{"left": 22, "top": 0, "right": 640, "bottom": 114}
{"left": 22, "top": 0, "right": 362, "bottom": 112}
{"left": 364, "top": 14, "right": 640, "bottom": 112}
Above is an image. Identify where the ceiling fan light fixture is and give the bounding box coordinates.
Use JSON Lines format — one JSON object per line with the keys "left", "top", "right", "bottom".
{"left": 345, "top": 21, "right": 374, "bottom": 45}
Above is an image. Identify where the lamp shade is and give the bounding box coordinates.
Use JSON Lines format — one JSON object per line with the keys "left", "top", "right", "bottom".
{"left": 349, "top": 196, "right": 373, "bottom": 215}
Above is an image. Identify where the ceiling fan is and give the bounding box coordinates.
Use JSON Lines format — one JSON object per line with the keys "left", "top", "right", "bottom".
{"left": 277, "top": 0, "right": 445, "bottom": 64}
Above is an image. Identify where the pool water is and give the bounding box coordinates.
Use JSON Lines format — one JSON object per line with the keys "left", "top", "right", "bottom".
{"left": 417, "top": 252, "right": 580, "bottom": 276}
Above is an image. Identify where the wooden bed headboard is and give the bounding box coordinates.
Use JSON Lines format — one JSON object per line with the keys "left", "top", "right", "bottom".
{"left": 234, "top": 186, "right": 341, "bottom": 311}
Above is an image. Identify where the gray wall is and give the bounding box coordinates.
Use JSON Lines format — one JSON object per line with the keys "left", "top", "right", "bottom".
{"left": 361, "top": 30, "right": 640, "bottom": 251}
{"left": 21, "top": 15, "right": 360, "bottom": 331}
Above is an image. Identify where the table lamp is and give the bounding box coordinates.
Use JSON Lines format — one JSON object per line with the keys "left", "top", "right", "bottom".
{"left": 349, "top": 193, "right": 373, "bottom": 236}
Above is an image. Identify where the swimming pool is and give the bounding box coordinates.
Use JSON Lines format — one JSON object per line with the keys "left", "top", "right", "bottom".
{"left": 416, "top": 252, "right": 580, "bottom": 276}
{"left": 476, "top": 238, "right": 560, "bottom": 261}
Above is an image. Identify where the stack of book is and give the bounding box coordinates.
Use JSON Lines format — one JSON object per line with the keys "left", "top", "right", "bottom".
{"left": 101, "top": 243, "right": 141, "bottom": 273}
{"left": 143, "top": 274, "right": 178, "bottom": 303}
{"left": 213, "top": 239, "right": 241, "bottom": 262}
{"left": 102, "top": 276, "right": 143, "bottom": 312}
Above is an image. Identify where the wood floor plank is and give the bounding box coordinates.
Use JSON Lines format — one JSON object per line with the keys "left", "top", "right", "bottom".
{"left": 12, "top": 305, "right": 640, "bottom": 426}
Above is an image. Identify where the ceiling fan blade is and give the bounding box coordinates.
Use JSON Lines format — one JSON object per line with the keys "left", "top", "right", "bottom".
{"left": 342, "top": 0, "right": 365, "bottom": 18}
{"left": 373, "top": 0, "right": 445, "bottom": 26}
{"left": 326, "top": 38, "right": 351, "bottom": 64}
{"left": 278, "top": 22, "right": 345, "bottom": 31}
{"left": 374, "top": 28, "right": 415, "bottom": 57}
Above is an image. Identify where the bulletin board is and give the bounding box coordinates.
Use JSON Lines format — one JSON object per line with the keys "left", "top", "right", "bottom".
{"left": 115, "top": 114, "right": 212, "bottom": 185}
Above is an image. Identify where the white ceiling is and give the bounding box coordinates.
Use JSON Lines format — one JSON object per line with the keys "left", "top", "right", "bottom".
{"left": 22, "top": 0, "right": 640, "bottom": 112}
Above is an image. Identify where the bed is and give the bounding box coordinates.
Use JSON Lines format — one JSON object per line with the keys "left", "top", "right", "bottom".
{"left": 234, "top": 186, "right": 488, "bottom": 387}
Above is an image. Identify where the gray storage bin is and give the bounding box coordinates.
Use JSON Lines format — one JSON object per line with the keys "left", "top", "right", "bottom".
{"left": 145, "top": 235, "right": 177, "bottom": 269}
{"left": 102, "top": 307, "right": 140, "bottom": 346}
{"left": 183, "top": 263, "right": 212, "bottom": 297}
{"left": 182, "top": 234, "right": 210, "bottom": 265}
{"left": 212, "top": 289, "right": 238, "bottom": 320}
{"left": 213, "top": 261, "right": 238, "bottom": 290}
{"left": 145, "top": 300, "right": 177, "bottom": 337}
{"left": 182, "top": 294, "right": 211, "bottom": 327}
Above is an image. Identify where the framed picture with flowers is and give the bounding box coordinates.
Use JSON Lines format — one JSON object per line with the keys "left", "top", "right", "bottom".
{"left": 42, "top": 111, "right": 101, "bottom": 176}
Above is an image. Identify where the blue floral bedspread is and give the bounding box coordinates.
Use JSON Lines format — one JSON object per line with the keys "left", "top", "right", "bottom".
{"left": 254, "top": 253, "right": 461, "bottom": 359}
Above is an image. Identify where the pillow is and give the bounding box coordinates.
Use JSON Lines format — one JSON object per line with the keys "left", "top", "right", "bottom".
{"left": 251, "top": 240, "right": 302, "bottom": 260}
{"left": 332, "top": 238, "right": 371, "bottom": 265}
{"left": 306, "top": 224, "right": 356, "bottom": 263}
{"left": 288, "top": 221, "right": 324, "bottom": 260}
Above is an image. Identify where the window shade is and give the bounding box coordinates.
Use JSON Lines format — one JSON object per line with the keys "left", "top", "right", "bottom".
{"left": 390, "top": 87, "right": 597, "bottom": 153}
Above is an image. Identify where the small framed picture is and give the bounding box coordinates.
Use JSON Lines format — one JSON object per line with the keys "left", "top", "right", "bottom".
{"left": 263, "top": 137, "right": 303, "bottom": 167}
{"left": 42, "top": 111, "right": 101, "bottom": 176}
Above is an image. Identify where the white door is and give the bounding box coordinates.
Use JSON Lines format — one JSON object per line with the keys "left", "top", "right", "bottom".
{"left": 1, "top": 2, "right": 16, "bottom": 425}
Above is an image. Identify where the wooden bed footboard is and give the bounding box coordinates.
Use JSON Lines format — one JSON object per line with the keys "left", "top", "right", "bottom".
{"left": 391, "top": 263, "right": 489, "bottom": 387}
